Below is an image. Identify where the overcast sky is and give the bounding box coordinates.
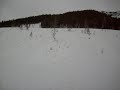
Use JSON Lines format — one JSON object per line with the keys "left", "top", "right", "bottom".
{"left": 0, "top": 0, "right": 120, "bottom": 21}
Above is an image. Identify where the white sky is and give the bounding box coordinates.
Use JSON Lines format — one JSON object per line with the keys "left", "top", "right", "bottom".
{"left": 0, "top": 0, "right": 120, "bottom": 21}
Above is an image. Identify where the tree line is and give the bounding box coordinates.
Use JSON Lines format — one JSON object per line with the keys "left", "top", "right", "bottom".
{"left": 0, "top": 10, "right": 120, "bottom": 30}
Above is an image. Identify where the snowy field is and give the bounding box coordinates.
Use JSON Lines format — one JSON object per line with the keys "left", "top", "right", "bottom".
{"left": 0, "top": 27, "right": 120, "bottom": 90}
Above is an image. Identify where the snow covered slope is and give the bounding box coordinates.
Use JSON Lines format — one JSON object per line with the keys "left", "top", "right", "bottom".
{"left": 102, "top": 11, "right": 120, "bottom": 18}
{"left": 0, "top": 27, "right": 120, "bottom": 90}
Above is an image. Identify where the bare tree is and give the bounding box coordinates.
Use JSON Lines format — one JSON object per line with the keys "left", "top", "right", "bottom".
{"left": 84, "top": 19, "right": 90, "bottom": 35}
{"left": 52, "top": 16, "right": 57, "bottom": 40}
{"left": 102, "top": 16, "right": 106, "bottom": 29}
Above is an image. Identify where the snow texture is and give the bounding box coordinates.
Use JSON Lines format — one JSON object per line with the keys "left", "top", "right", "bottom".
{"left": 0, "top": 27, "right": 120, "bottom": 90}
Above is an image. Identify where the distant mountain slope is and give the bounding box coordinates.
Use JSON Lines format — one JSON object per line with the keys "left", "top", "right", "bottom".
{"left": 0, "top": 10, "right": 120, "bottom": 30}
{"left": 102, "top": 11, "right": 120, "bottom": 18}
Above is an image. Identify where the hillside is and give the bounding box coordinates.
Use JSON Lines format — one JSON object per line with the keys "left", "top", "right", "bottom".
{"left": 0, "top": 10, "right": 120, "bottom": 30}
{"left": 102, "top": 11, "right": 120, "bottom": 18}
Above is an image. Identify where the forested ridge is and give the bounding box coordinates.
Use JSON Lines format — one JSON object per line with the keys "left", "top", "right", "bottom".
{"left": 0, "top": 10, "right": 120, "bottom": 30}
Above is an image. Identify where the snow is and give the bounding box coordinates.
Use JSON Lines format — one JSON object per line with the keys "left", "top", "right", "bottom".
{"left": 0, "top": 27, "right": 120, "bottom": 90}
{"left": 102, "top": 11, "right": 120, "bottom": 18}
